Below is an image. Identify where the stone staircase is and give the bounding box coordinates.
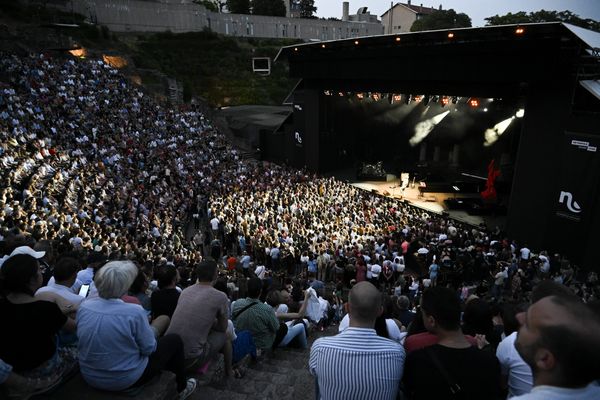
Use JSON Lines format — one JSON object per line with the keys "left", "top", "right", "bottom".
{"left": 190, "top": 328, "right": 336, "bottom": 400}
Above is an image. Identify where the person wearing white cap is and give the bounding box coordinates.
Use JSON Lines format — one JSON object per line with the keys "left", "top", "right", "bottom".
{"left": 0, "top": 249, "right": 77, "bottom": 385}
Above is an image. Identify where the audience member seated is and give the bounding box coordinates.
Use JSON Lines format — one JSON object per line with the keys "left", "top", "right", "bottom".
{"left": 403, "top": 287, "right": 502, "bottom": 399}
{"left": 0, "top": 248, "right": 77, "bottom": 385}
{"left": 310, "top": 282, "right": 405, "bottom": 400}
{"left": 232, "top": 278, "right": 280, "bottom": 352}
{"left": 76, "top": 261, "right": 196, "bottom": 399}
{"left": 166, "top": 260, "right": 237, "bottom": 378}
{"left": 35, "top": 256, "right": 85, "bottom": 308}
{"left": 266, "top": 288, "right": 311, "bottom": 349}
{"left": 512, "top": 295, "right": 600, "bottom": 399}
{"left": 151, "top": 264, "right": 181, "bottom": 319}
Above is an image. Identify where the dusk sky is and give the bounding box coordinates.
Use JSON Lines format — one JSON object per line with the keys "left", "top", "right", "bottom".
{"left": 314, "top": 0, "right": 600, "bottom": 27}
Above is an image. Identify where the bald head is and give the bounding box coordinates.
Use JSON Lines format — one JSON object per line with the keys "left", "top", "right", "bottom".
{"left": 348, "top": 282, "right": 382, "bottom": 327}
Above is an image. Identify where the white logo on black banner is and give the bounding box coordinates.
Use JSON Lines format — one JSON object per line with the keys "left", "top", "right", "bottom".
{"left": 571, "top": 140, "right": 597, "bottom": 152}
{"left": 558, "top": 191, "right": 581, "bottom": 213}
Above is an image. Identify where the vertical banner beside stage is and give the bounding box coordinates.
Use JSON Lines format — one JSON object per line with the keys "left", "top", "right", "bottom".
{"left": 551, "top": 132, "right": 600, "bottom": 255}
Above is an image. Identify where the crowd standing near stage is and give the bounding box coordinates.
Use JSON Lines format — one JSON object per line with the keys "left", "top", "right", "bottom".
{"left": 0, "top": 53, "right": 599, "bottom": 399}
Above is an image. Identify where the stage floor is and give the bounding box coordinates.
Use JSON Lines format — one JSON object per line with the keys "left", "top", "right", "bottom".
{"left": 350, "top": 179, "right": 507, "bottom": 229}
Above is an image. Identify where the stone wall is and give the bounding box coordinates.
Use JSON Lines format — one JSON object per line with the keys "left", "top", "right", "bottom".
{"left": 40, "top": 0, "right": 383, "bottom": 40}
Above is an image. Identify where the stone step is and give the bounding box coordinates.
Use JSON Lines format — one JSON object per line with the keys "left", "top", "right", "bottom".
{"left": 35, "top": 371, "right": 177, "bottom": 400}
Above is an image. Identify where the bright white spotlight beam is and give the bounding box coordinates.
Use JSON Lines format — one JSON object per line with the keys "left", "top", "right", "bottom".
{"left": 409, "top": 110, "right": 450, "bottom": 146}
{"left": 484, "top": 116, "right": 515, "bottom": 147}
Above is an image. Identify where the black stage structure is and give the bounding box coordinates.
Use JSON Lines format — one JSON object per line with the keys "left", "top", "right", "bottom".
{"left": 273, "top": 23, "right": 600, "bottom": 270}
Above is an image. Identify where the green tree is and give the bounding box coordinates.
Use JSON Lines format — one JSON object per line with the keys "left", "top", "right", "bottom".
{"left": 226, "top": 0, "right": 250, "bottom": 14}
{"left": 485, "top": 9, "right": 600, "bottom": 32}
{"left": 252, "top": 0, "right": 286, "bottom": 17}
{"left": 193, "top": 0, "right": 220, "bottom": 12}
{"left": 410, "top": 9, "right": 472, "bottom": 32}
{"left": 298, "top": 0, "right": 317, "bottom": 19}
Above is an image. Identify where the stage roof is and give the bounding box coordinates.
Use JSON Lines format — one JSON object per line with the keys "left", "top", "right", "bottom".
{"left": 219, "top": 105, "right": 292, "bottom": 131}
{"left": 276, "top": 22, "right": 600, "bottom": 98}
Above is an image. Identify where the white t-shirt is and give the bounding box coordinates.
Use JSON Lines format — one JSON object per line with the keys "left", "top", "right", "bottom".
{"left": 338, "top": 314, "right": 407, "bottom": 344}
{"left": 371, "top": 264, "right": 382, "bottom": 278}
{"left": 36, "top": 282, "right": 85, "bottom": 305}
{"left": 520, "top": 247, "right": 531, "bottom": 260}
{"left": 496, "top": 332, "right": 533, "bottom": 398}
{"left": 510, "top": 382, "right": 600, "bottom": 400}
{"left": 210, "top": 217, "right": 220, "bottom": 230}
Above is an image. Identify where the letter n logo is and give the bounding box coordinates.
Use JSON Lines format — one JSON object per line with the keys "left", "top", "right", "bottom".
{"left": 559, "top": 191, "right": 582, "bottom": 214}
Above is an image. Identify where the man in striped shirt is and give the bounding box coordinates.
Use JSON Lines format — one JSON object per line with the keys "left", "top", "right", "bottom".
{"left": 309, "top": 282, "right": 405, "bottom": 400}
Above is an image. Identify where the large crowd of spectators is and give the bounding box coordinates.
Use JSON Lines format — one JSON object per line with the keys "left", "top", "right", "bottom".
{"left": 1, "top": 52, "right": 599, "bottom": 399}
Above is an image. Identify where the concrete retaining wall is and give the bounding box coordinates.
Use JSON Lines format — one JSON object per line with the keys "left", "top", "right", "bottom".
{"left": 41, "top": 0, "right": 383, "bottom": 40}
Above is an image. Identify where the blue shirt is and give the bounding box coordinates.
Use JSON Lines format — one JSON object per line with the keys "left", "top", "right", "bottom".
{"left": 76, "top": 298, "right": 156, "bottom": 391}
{"left": 0, "top": 359, "right": 12, "bottom": 384}
{"left": 309, "top": 327, "right": 405, "bottom": 400}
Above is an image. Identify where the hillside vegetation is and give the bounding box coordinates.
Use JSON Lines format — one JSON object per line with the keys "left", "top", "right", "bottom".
{"left": 132, "top": 30, "right": 299, "bottom": 106}
{"left": 1, "top": 2, "right": 299, "bottom": 106}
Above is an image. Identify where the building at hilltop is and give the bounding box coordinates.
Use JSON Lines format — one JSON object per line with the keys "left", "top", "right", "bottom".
{"left": 381, "top": 1, "right": 441, "bottom": 34}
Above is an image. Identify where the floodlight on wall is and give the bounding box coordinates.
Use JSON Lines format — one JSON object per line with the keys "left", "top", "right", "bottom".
{"left": 395, "top": 37, "right": 401, "bottom": 42}
{"left": 447, "top": 32, "right": 455, "bottom": 39}
{"left": 515, "top": 27, "right": 525, "bottom": 35}
{"left": 252, "top": 57, "right": 271, "bottom": 76}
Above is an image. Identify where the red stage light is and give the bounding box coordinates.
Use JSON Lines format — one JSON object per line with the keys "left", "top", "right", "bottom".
{"left": 441, "top": 96, "right": 449, "bottom": 106}
{"left": 469, "top": 98, "right": 479, "bottom": 107}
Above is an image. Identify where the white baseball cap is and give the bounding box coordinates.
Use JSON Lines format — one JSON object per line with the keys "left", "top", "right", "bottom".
{"left": 10, "top": 246, "right": 46, "bottom": 259}
{"left": 0, "top": 246, "right": 46, "bottom": 269}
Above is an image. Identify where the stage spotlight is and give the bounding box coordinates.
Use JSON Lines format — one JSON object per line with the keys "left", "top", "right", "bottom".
{"left": 357, "top": 93, "right": 364, "bottom": 99}
{"left": 395, "top": 37, "right": 401, "bottom": 42}
{"left": 448, "top": 32, "right": 455, "bottom": 39}
{"left": 409, "top": 110, "right": 450, "bottom": 146}
{"left": 469, "top": 98, "right": 479, "bottom": 108}
{"left": 483, "top": 108, "right": 488, "bottom": 112}
{"left": 515, "top": 27, "right": 525, "bottom": 35}
{"left": 354, "top": 40, "right": 359, "bottom": 45}
{"left": 414, "top": 95, "right": 423, "bottom": 103}
{"left": 515, "top": 109, "right": 525, "bottom": 118}
{"left": 294, "top": 47, "right": 298, "bottom": 52}
{"left": 484, "top": 116, "right": 515, "bottom": 147}
{"left": 393, "top": 94, "right": 402, "bottom": 103}
{"left": 441, "top": 96, "right": 450, "bottom": 107}
{"left": 321, "top": 44, "right": 326, "bottom": 48}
